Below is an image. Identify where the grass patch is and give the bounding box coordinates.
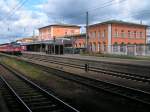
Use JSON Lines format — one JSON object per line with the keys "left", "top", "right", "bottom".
{"left": 0, "top": 56, "right": 50, "bottom": 82}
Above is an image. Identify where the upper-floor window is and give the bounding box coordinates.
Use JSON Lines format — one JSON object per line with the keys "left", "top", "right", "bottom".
{"left": 140, "top": 32, "right": 143, "bottom": 38}
{"left": 65, "top": 32, "right": 68, "bottom": 35}
{"left": 89, "top": 32, "right": 91, "bottom": 38}
{"left": 121, "top": 30, "right": 125, "bottom": 38}
{"left": 98, "top": 31, "right": 100, "bottom": 40}
{"left": 134, "top": 31, "right": 137, "bottom": 38}
{"left": 48, "top": 28, "right": 51, "bottom": 34}
{"left": 128, "top": 30, "right": 131, "bottom": 38}
{"left": 93, "top": 31, "right": 96, "bottom": 38}
{"left": 114, "top": 29, "right": 119, "bottom": 37}
{"left": 71, "top": 30, "right": 74, "bottom": 35}
{"left": 102, "top": 30, "right": 105, "bottom": 38}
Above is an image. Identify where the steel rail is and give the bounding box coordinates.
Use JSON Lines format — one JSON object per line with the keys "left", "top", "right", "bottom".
{"left": 0, "top": 63, "right": 80, "bottom": 112}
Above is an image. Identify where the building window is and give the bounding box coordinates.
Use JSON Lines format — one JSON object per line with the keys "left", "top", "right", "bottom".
{"left": 71, "top": 30, "right": 74, "bottom": 35}
{"left": 102, "top": 30, "right": 105, "bottom": 38}
{"left": 113, "top": 42, "right": 118, "bottom": 52}
{"left": 140, "top": 32, "right": 143, "bottom": 38}
{"left": 92, "top": 32, "right": 94, "bottom": 38}
{"left": 89, "top": 32, "right": 92, "bottom": 39}
{"left": 121, "top": 30, "right": 125, "bottom": 38}
{"left": 65, "top": 32, "right": 67, "bottom": 35}
{"left": 93, "top": 31, "right": 96, "bottom": 38}
{"left": 134, "top": 31, "right": 137, "bottom": 38}
{"left": 48, "top": 28, "right": 51, "bottom": 34}
{"left": 114, "top": 29, "right": 119, "bottom": 37}
{"left": 128, "top": 30, "right": 131, "bottom": 38}
{"left": 92, "top": 42, "right": 96, "bottom": 52}
{"left": 120, "top": 43, "right": 126, "bottom": 52}
{"left": 98, "top": 31, "right": 100, "bottom": 40}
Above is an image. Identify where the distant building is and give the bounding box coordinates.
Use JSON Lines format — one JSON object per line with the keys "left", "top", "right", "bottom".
{"left": 17, "top": 36, "right": 38, "bottom": 44}
{"left": 60, "top": 33, "right": 86, "bottom": 48}
{"left": 39, "top": 24, "right": 81, "bottom": 41}
{"left": 88, "top": 20, "right": 148, "bottom": 54}
{"left": 147, "top": 27, "right": 150, "bottom": 43}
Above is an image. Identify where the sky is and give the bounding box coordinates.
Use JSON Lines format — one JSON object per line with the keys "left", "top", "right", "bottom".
{"left": 0, "top": 0, "right": 150, "bottom": 44}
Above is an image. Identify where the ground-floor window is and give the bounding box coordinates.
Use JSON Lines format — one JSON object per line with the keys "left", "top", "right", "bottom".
{"left": 113, "top": 45, "right": 118, "bottom": 52}
{"left": 98, "top": 42, "right": 101, "bottom": 52}
{"left": 92, "top": 42, "right": 96, "bottom": 52}
{"left": 120, "top": 45, "right": 126, "bottom": 52}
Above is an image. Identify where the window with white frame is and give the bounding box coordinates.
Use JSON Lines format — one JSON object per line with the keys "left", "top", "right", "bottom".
{"left": 114, "top": 29, "right": 119, "bottom": 37}
{"left": 121, "top": 30, "right": 125, "bottom": 38}
{"left": 102, "top": 30, "right": 105, "bottom": 38}
{"left": 140, "top": 32, "right": 143, "bottom": 38}
{"left": 128, "top": 30, "right": 131, "bottom": 38}
{"left": 94, "top": 31, "right": 96, "bottom": 38}
{"left": 134, "top": 31, "right": 137, "bottom": 38}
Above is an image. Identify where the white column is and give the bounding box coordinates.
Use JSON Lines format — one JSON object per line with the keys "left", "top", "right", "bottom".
{"left": 108, "top": 24, "right": 112, "bottom": 53}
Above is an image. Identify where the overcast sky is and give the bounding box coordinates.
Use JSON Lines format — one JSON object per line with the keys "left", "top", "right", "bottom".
{"left": 0, "top": 0, "right": 150, "bottom": 44}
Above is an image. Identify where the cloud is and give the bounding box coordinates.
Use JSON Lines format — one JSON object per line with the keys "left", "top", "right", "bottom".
{"left": 0, "top": 0, "right": 150, "bottom": 44}
{"left": 39, "top": 0, "right": 150, "bottom": 25}
{"left": 0, "top": 0, "right": 49, "bottom": 43}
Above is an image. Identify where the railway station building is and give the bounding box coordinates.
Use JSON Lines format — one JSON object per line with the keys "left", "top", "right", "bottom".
{"left": 88, "top": 20, "right": 148, "bottom": 56}
{"left": 21, "top": 20, "right": 150, "bottom": 56}
{"left": 39, "top": 24, "right": 81, "bottom": 41}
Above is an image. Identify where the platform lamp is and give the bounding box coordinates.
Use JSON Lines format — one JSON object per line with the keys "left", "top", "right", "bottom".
{"left": 53, "top": 36, "right": 56, "bottom": 55}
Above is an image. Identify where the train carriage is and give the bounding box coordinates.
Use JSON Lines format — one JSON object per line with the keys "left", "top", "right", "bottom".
{"left": 0, "top": 43, "right": 22, "bottom": 55}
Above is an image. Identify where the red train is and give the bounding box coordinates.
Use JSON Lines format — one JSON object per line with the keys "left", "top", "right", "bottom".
{"left": 0, "top": 43, "right": 22, "bottom": 55}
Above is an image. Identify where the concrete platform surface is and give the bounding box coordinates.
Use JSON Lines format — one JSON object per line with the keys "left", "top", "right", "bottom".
{"left": 22, "top": 52, "right": 150, "bottom": 67}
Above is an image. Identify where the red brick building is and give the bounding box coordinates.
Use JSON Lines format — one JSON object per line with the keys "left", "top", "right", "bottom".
{"left": 39, "top": 24, "right": 81, "bottom": 41}
{"left": 88, "top": 20, "right": 147, "bottom": 55}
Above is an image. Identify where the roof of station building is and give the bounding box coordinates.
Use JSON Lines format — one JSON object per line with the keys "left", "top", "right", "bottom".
{"left": 90, "top": 20, "right": 148, "bottom": 27}
{"left": 39, "top": 23, "right": 81, "bottom": 29}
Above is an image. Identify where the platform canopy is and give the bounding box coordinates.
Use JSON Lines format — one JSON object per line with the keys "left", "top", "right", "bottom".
{"left": 21, "top": 38, "right": 72, "bottom": 46}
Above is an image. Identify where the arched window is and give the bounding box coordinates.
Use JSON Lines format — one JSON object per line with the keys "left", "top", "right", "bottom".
{"left": 120, "top": 42, "right": 126, "bottom": 52}
{"left": 92, "top": 42, "right": 96, "bottom": 52}
{"left": 90, "top": 42, "right": 92, "bottom": 51}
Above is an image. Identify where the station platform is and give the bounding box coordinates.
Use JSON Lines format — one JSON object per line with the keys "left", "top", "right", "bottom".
{"left": 22, "top": 51, "right": 150, "bottom": 67}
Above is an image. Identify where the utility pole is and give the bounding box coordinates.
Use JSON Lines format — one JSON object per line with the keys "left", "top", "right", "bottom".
{"left": 53, "top": 36, "right": 56, "bottom": 55}
{"left": 86, "top": 11, "right": 89, "bottom": 53}
{"left": 33, "top": 29, "right": 35, "bottom": 38}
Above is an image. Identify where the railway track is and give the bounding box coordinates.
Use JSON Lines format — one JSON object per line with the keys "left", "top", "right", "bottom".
{"left": 22, "top": 54, "right": 150, "bottom": 84}
{"left": 25, "top": 62, "right": 150, "bottom": 107}
{"left": 0, "top": 63, "right": 79, "bottom": 112}
{"left": 3, "top": 57, "right": 150, "bottom": 108}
